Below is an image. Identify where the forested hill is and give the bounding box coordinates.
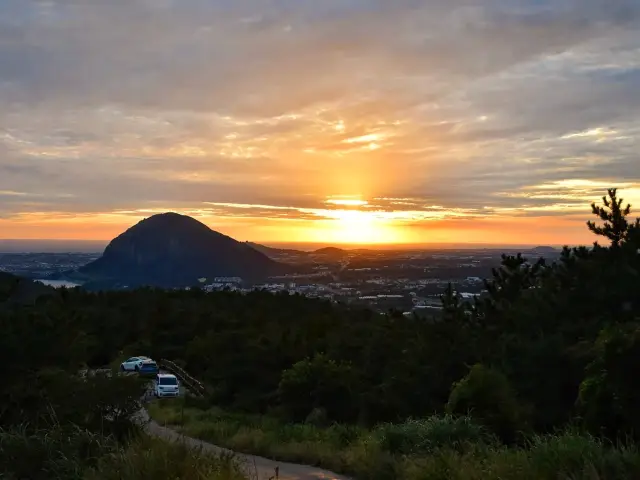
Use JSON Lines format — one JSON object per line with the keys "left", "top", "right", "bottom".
{"left": 245, "top": 241, "right": 308, "bottom": 257}
{"left": 78, "top": 212, "right": 292, "bottom": 288}
{"left": 0, "top": 272, "right": 54, "bottom": 304}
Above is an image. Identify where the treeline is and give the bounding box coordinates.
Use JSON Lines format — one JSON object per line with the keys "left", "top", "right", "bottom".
{"left": 2, "top": 189, "right": 639, "bottom": 457}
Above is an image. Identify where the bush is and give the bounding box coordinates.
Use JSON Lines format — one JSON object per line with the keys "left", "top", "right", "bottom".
{"left": 446, "top": 364, "right": 527, "bottom": 443}
{"left": 278, "top": 353, "right": 359, "bottom": 422}
{"left": 578, "top": 324, "right": 640, "bottom": 440}
{"left": 375, "top": 415, "right": 497, "bottom": 455}
{"left": 34, "top": 369, "right": 146, "bottom": 440}
{"left": 327, "top": 423, "right": 364, "bottom": 448}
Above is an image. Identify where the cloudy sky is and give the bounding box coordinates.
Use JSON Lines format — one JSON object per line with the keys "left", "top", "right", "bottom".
{"left": 1, "top": 0, "right": 639, "bottom": 245}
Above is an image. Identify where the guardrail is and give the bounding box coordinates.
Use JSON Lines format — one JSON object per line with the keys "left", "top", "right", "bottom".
{"left": 158, "top": 359, "right": 206, "bottom": 397}
{"left": 79, "top": 361, "right": 207, "bottom": 397}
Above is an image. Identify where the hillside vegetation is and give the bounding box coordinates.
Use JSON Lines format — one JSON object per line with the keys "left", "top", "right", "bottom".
{"left": 0, "top": 272, "right": 55, "bottom": 304}
{"left": 2, "top": 189, "right": 640, "bottom": 479}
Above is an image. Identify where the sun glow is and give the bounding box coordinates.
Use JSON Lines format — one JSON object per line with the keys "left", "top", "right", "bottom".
{"left": 317, "top": 209, "right": 404, "bottom": 244}
{"left": 325, "top": 198, "right": 369, "bottom": 207}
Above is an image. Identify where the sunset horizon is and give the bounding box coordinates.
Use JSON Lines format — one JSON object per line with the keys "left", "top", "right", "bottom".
{"left": 0, "top": 184, "right": 636, "bottom": 246}
{"left": 0, "top": 190, "right": 626, "bottom": 246}
{"left": 1, "top": 1, "right": 639, "bottom": 247}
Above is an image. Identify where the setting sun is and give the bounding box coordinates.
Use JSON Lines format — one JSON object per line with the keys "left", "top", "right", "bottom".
{"left": 314, "top": 209, "right": 403, "bottom": 245}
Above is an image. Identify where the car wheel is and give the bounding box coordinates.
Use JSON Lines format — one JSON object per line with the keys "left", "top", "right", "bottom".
{"left": 120, "top": 365, "right": 125, "bottom": 372}
{"left": 134, "top": 365, "right": 139, "bottom": 372}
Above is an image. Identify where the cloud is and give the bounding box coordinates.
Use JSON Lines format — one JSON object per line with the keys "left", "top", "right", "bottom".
{"left": 1, "top": 0, "right": 640, "bottom": 242}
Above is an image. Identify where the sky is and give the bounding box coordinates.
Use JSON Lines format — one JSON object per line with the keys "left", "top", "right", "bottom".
{"left": 1, "top": 0, "right": 639, "bottom": 246}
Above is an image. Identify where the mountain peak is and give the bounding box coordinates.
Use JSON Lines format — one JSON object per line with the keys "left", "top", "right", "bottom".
{"left": 130, "top": 212, "right": 210, "bottom": 231}
{"left": 142, "top": 212, "right": 195, "bottom": 221}
{"left": 79, "top": 213, "right": 290, "bottom": 288}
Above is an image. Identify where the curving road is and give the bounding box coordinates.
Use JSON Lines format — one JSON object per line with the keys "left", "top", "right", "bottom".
{"left": 85, "top": 366, "right": 349, "bottom": 479}
{"left": 137, "top": 407, "right": 351, "bottom": 480}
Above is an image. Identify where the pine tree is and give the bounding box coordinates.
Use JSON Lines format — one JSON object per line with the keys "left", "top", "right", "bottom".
{"left": 587, "top": 188, "right": 636, "bottom": 248}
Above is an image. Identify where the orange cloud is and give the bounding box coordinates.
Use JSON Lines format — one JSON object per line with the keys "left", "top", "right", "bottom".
{"left": 0, "top": 202, "right": 605, "bottom": 247}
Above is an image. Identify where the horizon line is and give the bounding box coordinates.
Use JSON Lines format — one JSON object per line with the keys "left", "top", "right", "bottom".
{"left": 0, "top": 238, "right": 571, "bottom": 251}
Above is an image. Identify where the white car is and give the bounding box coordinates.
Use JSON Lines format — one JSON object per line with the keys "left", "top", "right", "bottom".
{"left": 120, "top": 356, "right": 151, "bottom": 372}
{"left": 154, "top": 373, "right": 180, "bottom": 398}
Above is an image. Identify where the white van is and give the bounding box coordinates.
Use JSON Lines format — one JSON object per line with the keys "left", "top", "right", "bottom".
{"left": 154, "top": 373, "right": 180, "bottom": 398}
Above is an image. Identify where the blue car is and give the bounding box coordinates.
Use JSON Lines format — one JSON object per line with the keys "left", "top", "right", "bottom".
{"left": 138, "top": 359, "right": 159, "bottom": 376}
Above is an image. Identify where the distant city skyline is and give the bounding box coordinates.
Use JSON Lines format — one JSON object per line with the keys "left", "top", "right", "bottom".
{"left": 1, "top": 1, "right": 639, "bottom": 245}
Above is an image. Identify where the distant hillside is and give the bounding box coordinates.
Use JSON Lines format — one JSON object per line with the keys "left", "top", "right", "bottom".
{"left": 0, "top": 272, "right": 55, "bottom": 304}
{"left": 79, "top": 213, "right": 291, "bottom": 288}
{"left": 313, "top": 247, "right": 348, "bottom": 255}
{"left": 530, "top": 246, "right": 558, "bottom": 254}
{"left": 245, "top": 242, "right": 308, "bottom": 257}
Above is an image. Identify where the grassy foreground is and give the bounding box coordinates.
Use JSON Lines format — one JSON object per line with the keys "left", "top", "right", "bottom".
{"left": 149, "top": 398, "right": 640, "bottom": 480}
{"left": 0, "top": 427, "right": 248, "bottom": 480}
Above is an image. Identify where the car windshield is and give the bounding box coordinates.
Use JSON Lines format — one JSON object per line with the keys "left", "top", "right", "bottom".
{"left": 159, "top": 377, "right": 177, "bottom": 385}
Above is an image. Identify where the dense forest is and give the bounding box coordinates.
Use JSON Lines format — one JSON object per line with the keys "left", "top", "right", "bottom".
{"left": 2, "top": 189, "right": 640, "bottom": 479}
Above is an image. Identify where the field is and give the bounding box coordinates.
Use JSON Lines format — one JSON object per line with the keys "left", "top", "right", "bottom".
{"left": 148, "top": 399, "right": 640, "bottom": 480}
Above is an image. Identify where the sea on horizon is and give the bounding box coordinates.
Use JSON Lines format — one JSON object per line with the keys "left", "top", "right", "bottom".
{"left": 36, "top": 279, "right": 81, "bottom": 288}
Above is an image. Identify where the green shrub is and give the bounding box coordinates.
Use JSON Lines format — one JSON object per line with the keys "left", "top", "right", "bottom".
{"left": 278, "top": 353, "right": 359, "bottom": 422}
{"left": 447, "top": 364, "right": 527, "bottom": 443}
{"left": 578, "top": 324, "right": 640, "bottom": 440}
{"left": 327, "top": 423, "right": 364, "bottom": 448}
{"left": 525, "top": 432, "right": 640, "bottom": 479}
{"left": 19, "top": 368, "right": 146, "bottom": 440}
{"left": 375, "top": 415, "right": 496, "bottom": 455}
{"left": 404, "top": 432, "right": 640, "bottom": 480}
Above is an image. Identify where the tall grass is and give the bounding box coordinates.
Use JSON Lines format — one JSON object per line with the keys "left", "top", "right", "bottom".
{"left": 403, "top": 433, "right": 640, "bottom": 480}
{"left": 0, "top": 425, "right": 249, "bottom": 480}
{"left": 149, "top": 399, "right": 640, "bottom": 480}
{"left": 0, "top": 425, "right": 113, "bottom": 480}
{"left": 85, "top": 436, "right": 247, "bottom": 480}
{"left": 374, "top": 415, "right": 498, "bottom": 455}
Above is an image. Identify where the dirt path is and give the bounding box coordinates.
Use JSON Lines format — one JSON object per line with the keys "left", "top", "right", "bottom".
{"left": 137, "top": 408, "right": 352, "bottom": 480}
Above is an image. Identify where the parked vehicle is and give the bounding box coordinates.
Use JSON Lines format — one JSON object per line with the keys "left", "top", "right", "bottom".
{"left": 138, "top": 359, "right": 159, "bottom": 376}
{"left": 120, "top": 356, "right": 150, "bottom": 372}
{"left": 154, "top": 373, "right": 180, "bottom": 398}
